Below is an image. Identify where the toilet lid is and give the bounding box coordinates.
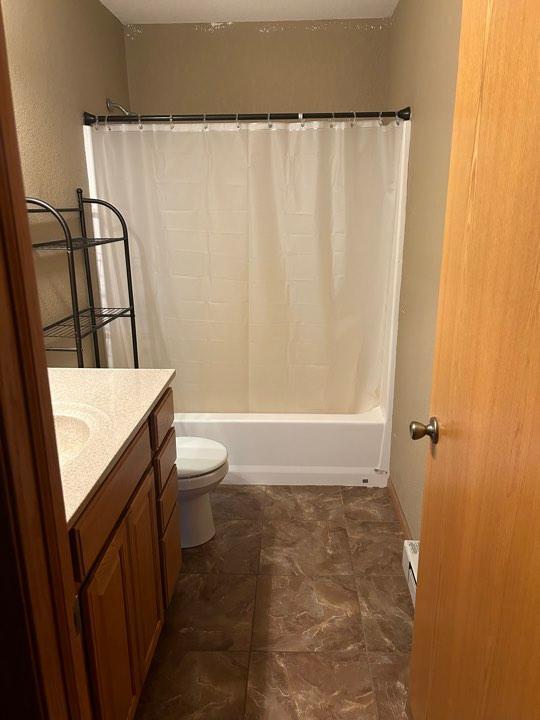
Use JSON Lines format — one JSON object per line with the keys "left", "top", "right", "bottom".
{"left": 176, "top": 436, "right": 228, "bottom": 478}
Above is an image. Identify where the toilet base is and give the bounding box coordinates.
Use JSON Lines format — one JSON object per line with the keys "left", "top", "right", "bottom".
{"left": 178, "top": 491, "right": 216, "bottom": 548}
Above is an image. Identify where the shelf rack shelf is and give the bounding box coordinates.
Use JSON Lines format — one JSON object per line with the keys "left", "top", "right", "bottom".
{"left": 28, "top": 188, "right": 139, "bottom": 368}
{"left": 43, "top": 307, "right": 133, "bottom": 339}
{"left": 32, "top": 236, "right": 124, "bottom": 251}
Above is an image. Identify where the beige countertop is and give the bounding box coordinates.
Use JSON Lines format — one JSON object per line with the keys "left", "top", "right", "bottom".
{"left": 48, "top": 368, "right": 175, "bottom": 524}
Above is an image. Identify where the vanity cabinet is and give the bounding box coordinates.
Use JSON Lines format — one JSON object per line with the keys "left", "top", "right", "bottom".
{"left": 70, "top": 385, "right": 180, "bottom": 720}
{"left": 81, "top": 469, "right": 163, "bottom": 720}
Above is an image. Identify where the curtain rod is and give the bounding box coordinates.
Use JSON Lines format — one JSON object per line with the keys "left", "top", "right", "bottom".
{"left": 83, "top": 107, "right": 411, "bottom": 126}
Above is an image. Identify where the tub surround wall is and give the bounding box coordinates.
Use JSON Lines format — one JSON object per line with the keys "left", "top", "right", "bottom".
{"left": 386, "top": 0, "right": 463, "bottom": 538}
{"left": 124, "top": 20, "right": 391, "bottom": 114}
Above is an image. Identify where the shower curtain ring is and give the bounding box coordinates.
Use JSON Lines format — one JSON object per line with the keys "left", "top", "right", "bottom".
{"left": 330, "top": 112, "right": 335, "bottom": 129}
{"left": 299, "top": 112, "right": 305, "bottom": 128}
{"left": 267, "top": 112, "right": 272, "bottom": 129}
{"left": 94, "top": 114, "right": 100, "bottom": 131}
{"left": 170, "top": 114, "right": 174, "bottom": 130}
{"left": 105, "top": 114, "right": 111, "bottom": 131}
{"left": 395, "top": 111, "right": 401, "bottom": 126}
{"left": 138, "top": 114, "right": 143, "bottom": 130}
{"left": 350, "top": 111, "right": 356, "bottom": 128}
{"left": 378, "top": 111, "right": 384, "bottom": 127}
{"left": 203, "top": 113, "right": 208, "bottom": 131}
{"left": 236, "top": 113, "right": 240, "bottom": 129}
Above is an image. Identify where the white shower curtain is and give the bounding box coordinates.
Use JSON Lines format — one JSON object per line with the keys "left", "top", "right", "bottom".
{"left": 84, "top": 120, "right": 409, "bottom": 413}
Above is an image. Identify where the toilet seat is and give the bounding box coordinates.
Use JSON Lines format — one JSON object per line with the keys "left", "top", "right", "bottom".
{"left": 176, "top": 436, "right": 228, "bottom": 479}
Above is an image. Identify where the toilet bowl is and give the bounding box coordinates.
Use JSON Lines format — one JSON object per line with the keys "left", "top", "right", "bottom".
{"left": 176, "top": 436, "right": 229, "bottom": 548}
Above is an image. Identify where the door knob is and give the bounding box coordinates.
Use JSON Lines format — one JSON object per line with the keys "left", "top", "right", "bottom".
{"left": 409, "top": 417, "right": 439, "bottom": 444}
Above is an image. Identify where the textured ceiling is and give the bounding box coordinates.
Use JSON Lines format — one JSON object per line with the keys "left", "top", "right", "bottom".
{"left": 100, "top": 0, "right": 400, "bottom": 24}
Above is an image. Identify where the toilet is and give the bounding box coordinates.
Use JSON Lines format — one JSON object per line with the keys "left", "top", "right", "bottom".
{"left": 176, "top": 436, "right": 229, "bottom": 548}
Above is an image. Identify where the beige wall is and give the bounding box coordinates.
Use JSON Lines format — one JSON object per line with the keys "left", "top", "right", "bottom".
{"left": 1, "top": 0, "right": 130, "bottom": 353}
{"left": 2, "top": 0, "right": 129, "bottom": 203}
{"left": 387, "top": 0, "right": 462, "bottom": 538}
{"left": 125, "top": 20, "right": 391, "bottom": 113}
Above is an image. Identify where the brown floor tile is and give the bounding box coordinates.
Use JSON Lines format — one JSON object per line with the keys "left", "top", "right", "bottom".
{"left": 263, "top": 486, "right": 345, "bottom": 523}
{"left": 356, "top": 576, "right": 413, "bottom": 619}
{"left": 212, "top": 485, "right": 266, "bottom": 524}
{"left": 140, "top": 486, "right": 414, "bottom": 719}
{"left": 181, "top": 517, "right": 262, "bottom": 574}
{"left": 245, "top": 652, "right": 377, "bottom": 719}
{"left": 136, "top": 651, "right": 249, "bottom": 720}
{"left": 252, "top": 575, "right": 364, "bottom": 656}
{"left": 362, "top": 616, "right": 412, "bottom": 655}
{"left": 260, "top": 519, "right": 352, "bottom": 575}
{"left": 342, "top": 487, "right": 397, "bottom": 523}
{"left": 357, "top": 576, "right": 413, "bottom": 654}
{"left": 370, "top": 654, "right": 411, "bottom": 720}
{"left": 165, "top": 573, "right": 256, "bottom": 651}
{"left": 347, "top": 522, "right": 404, "bottom": 576}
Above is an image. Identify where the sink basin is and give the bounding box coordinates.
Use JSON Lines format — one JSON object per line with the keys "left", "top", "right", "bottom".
{"left": 52, "top": 401, "right": 111, "bottom": 472}
{"left": 53, "top": 414, "right": 91, "bottom": 463}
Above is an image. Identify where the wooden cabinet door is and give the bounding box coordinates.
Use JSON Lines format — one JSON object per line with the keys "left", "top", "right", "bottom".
{"left": 127, "top": 469, "right": 164, "bottom": 684}
{"left": 81, "top": 522, "right": 138, "bottom": 720}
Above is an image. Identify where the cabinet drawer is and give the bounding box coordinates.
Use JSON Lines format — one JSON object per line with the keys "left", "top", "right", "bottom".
{"left": 160, "top": 503, "right": 182, "bottom": 607}
{"left": 71, "top": 424, "right": 152, "bottom": 581}
{"left": 149, "top": 388, "right": 174, "bottom": 451}
{"left": 157, "top": 465, "right": 178, "bottom": 534}
{"left": 153, "top": 427, "right": 176, "bottom": 492}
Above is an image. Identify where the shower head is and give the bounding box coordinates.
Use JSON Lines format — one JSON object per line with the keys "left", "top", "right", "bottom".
{"left": 106, "top": 97, "right": 136, "bottom": 116}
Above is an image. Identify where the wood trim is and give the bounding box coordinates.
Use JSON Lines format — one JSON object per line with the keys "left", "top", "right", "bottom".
{"left": 388, "top": 477, "right": 412, "bottom": 539}
{"left": 0, "top": 8, "right": 90, "bottom": 718}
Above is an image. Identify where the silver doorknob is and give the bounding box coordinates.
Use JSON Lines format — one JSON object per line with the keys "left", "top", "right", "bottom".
{"left": 409, "top": 417, "right": 439, "bottom": 444}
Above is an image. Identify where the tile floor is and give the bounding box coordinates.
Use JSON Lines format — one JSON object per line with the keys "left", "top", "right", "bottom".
{"left": 136, "top": 486, "right": 413, "bottom": 720}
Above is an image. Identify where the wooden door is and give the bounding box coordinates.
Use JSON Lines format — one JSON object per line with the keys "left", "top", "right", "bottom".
{"left": 409, "top": 1, "right": 539, "bottom": 718}
{"left": 127, "top": 469, "right": 164, "bottom": 684}
{"left": 82, "top": 522, "right": 138, "bottom": 720}
{"left": 0, "top": 7, "right": 92, "bottom": 718}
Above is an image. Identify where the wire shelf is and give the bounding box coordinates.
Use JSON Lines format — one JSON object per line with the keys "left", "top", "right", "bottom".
{"left": 28, "top": 189, "right": 138, "bottom": 367}
{"left": 43, "top": 307, "right": 132, "bottom": 339}
{"left": 33, "top": 236, "right": 125, "bottom": 251}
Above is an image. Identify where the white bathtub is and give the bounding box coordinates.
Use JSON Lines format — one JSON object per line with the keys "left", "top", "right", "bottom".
{"left": 174, "top": 407, "right": 390, "bottom": 487}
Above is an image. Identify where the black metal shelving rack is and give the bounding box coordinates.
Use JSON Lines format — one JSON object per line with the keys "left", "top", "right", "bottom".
{"left": 27, "top": 188, "right": 139, "bottom": 368}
